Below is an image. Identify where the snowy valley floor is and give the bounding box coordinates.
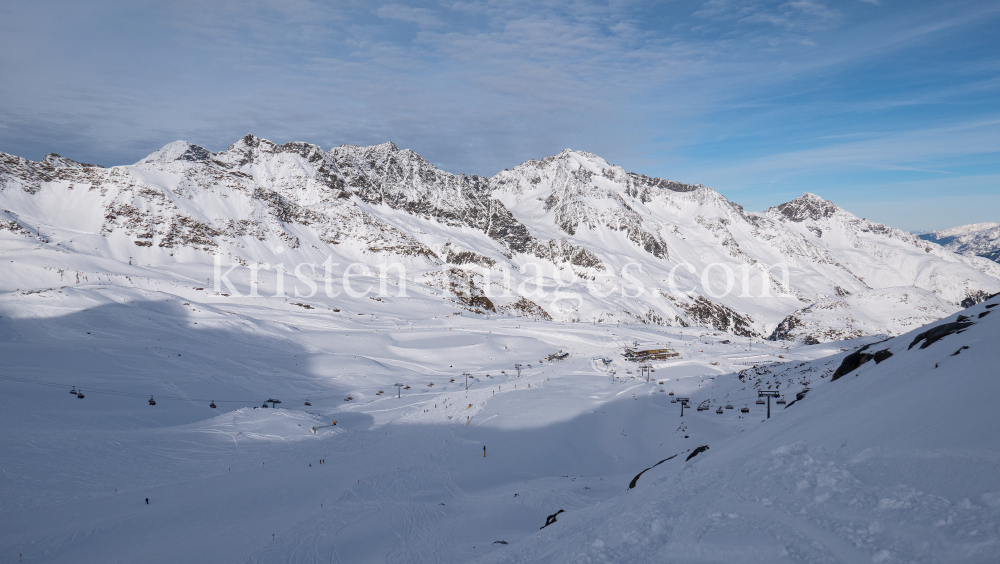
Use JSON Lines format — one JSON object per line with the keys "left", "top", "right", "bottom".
{"left": 1, "top": 283, "right": 999, "bottom": 563}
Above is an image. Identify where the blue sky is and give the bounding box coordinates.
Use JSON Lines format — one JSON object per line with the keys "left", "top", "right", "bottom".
{"left": 1, "top": 0, "right": 997, "bottom": 231}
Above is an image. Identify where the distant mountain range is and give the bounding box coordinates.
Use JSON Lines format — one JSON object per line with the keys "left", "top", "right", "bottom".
{"left": 920, "top": 222, "right": 1000, "bottom": 263}
{"left": 2, "top": 135, "right": 999, "bottom": 343}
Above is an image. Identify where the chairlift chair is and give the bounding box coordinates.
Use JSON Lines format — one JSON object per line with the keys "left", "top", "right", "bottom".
{"left": 740, "top": 405, "right": 749, "bottom": 414}
{"left": 776, "top": 397, "right": 786, "bottom": 405}
{"left": 210, "top": 401, "right": 217, "bottom": 408}
{"left": 670, "top": 398, "right": 677, "bottom": 403}
{"left": 77, "top": 390, "right": 85, "bottom": 399}
{"left": 716, "top": 407, "right": 724, "bottom": 414}
{"left": 148, "top": 395, "right": 156, "bottom": 406}
{"left": 70, "top": 387, "right": 77, "bottom": 394}
{"left": 725, "top": 404, "right": 733, "bottom": 409}
{"left": 304, "top": 401, "right": 311, "bottom": 406}
{"left": 756, "top": 398, "right": 766, "bottom": 405}
{"left": 262, "top": 402, "right": 268, "bottom": 408}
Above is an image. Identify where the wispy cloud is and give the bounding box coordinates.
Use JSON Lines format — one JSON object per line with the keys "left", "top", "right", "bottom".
{"left": 375, "top": 4, "right": 443, "bottom": 28}
{"left": 0, "top": 0, "right": 997, "bottom": 230}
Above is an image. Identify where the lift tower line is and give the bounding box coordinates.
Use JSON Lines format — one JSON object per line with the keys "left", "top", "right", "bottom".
{"left": 758, "top": 390, "right": 780, "bottom": 419}
{"left": 676, "top": 397, "right": 690, "bottom": 417}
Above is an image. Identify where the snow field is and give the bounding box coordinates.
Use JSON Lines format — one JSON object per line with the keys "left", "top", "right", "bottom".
{"left": 2, "top": 271, "right": 839, "bottom": 563}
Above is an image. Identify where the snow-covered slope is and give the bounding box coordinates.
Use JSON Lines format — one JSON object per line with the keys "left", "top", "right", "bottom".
{"left": 2, "top": 137, "right": 999, "bottom": 342}
{"left": 767, "top": 286, "right": 956, "bottom": 343}
{"left": 479, "top": 293, "right": 1000, "bottom": 563}
{"left": 2, "top": 244, "right": 996, "bottom": 563}
{"left": 921, "top": 222, "right": 1000, "bottom": 263}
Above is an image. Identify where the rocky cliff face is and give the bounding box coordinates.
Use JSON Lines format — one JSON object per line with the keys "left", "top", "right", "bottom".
{"left": 2, "top": 135, "right": 999, "bottom": 341}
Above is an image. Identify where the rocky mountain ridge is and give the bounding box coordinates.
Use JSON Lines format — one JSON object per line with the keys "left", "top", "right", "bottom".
{"left": 2, "top": 134, "right": 999, "bottom": 342}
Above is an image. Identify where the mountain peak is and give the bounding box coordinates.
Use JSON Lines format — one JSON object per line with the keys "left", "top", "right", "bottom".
{"left": 768, "top": 192, "right": 841, "bottom": 222}
{"left": 136, "top": 141, "right": 214, "bottom": 165}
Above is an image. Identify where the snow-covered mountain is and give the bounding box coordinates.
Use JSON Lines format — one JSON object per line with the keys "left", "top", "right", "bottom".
{"left": 920, "top": 222, "right": 1000, "bottom": 263}
{"left": 2, "top": 136, "right": 999, "bottom": 343}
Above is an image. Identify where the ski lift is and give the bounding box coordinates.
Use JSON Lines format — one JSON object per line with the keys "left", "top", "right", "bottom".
{"left": 756, "top": 398, "right": 765, "bottom": 405}
{"left": 148, "top": 395, "right": 156, "bottom": 406}
{"left": 70, "top": 387, "right": 77, "bottom": 394}
{"left": 740, "top": 405, "right": 749, "bottom": 414}
{"left": 668, "top": 391, "right": 674, "bottom": 396}
{"left": 262, "top": 402, "right": 268, "bottom": 408}
{"left": 210, "top": 400, "right": 217, "bottom": 408}
{"left": 716, "top": 407, "right": 724, "bottom": 414}
{"left": 725, "top": 404, "right": 733, "bottom": 409}
{"left": 304, "top": 401, "right": 311, "bottom": 406}
{"left": 77, "top": 389, "right": 85, "bottom": 399}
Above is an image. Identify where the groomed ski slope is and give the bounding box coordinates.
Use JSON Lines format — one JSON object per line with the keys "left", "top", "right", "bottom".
{"left": 1, "top": 280, "right": 998, "bottom": 562}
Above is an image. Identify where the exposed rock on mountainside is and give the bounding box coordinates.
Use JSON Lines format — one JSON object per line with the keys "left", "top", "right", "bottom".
{"left": 491, "top": 150, "right": 671, "bottom": 259}
{"left": 672, "top": 295, "right": 756, "bottom": 337}
{"left": 2, "top": 135, "right": 999, "bottom": 338}
{"left": 770, "top": 192, "right": 840, "bottom": 222}
{"left": 329, "top": 142, "right": 604, "bottom": 271}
